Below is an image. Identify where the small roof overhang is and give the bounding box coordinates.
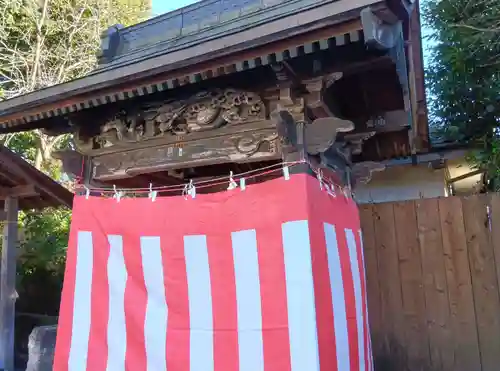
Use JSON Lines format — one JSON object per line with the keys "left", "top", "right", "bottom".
{"left": 0, "top": 146, "right": 73, "bottom": 210}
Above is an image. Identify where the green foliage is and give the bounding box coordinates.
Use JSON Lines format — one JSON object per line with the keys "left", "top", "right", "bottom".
{"left": 18, "top": 207, "right": 72, "bottom": 277}
{"left": 6, "top": 132, "right": 38, "bottom": 162}
{"left": 425, "top": 0, "right": 500, "bottom": 189}
{"left": 13, "top": 207, "right": 74, "bottom": 315}
{"left": 0, "top": 0, "right": 150, "bottom": 312}
{"left": 0, "top": 0, "right": 152, "bottom": 172}
{"left": 0, "top": 0, "right": 151, "bottom": 95}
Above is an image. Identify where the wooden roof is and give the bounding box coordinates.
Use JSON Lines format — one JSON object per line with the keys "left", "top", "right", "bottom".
{"left": 0, "top": 146, "right": 73, "bottom": 210}
{"left": 0, "top": 0, "right": 415, "bottom": 131}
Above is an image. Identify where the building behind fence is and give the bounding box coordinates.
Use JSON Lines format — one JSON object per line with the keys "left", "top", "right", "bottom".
{"left": 360, "top": 194, "right": 500, "bottom": 371}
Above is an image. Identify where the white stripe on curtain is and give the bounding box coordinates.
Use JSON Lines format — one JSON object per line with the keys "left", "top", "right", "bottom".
{"left": 231, "top": 229, "right": 264, "bottom": 371}
{"left": 68, "top": 231, "right": 94, "bottom": 371}
{"left": 106, "top": 235, "right": 128, "bottom": 371}
{"left": 282, "top": 221, "right": 320, "bottom": 371}
{"left": 346, "top": 229, "right": 365, "bottom": 371}
{"left": 324, "top": 223, "right": 350, "bottom": 370}
{"left": 184, "top": 235, "right": 214, "bottom": 371}
{"left": 141, "top": 236, "right": 168, "bottom": 371}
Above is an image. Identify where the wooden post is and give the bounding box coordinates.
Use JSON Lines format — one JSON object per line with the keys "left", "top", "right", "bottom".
{"left": 0, "top": 197, "right": 18, "bottom": 371}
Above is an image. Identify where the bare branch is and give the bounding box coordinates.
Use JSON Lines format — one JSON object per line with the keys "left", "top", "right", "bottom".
{"left": 449, "top": 23, "right": 500, "bottom": 33}
{"left": 0, "top": 0, "right": 150, "bottom": 169}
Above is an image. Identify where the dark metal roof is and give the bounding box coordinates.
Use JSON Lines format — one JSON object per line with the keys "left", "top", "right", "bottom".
{"left": 95, "top": 0, "right": 366, "bottom": 71}
{"left": 96, "top": 0, "right": 415, "bottom": 71}
{"left": 0, "top": 146, "right": 73, "bottom": 210}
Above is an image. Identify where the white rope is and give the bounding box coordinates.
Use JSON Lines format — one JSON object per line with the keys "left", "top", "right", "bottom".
{"left": 76, "top": 160, "right": 352, "bottom": 199}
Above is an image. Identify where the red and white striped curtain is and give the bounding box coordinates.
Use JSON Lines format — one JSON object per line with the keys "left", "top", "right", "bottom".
{"left": 54, "top": 174, "right": 373, "bottom": 371}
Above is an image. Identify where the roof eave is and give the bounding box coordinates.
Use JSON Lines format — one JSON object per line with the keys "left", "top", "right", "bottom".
{"left": 0, "top": 146, "right": 73, "bottom": 209}
{"left": 0, "top": 0, "right": 388, "bottom": 119}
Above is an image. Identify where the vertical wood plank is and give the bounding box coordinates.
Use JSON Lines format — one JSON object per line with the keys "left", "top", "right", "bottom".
{"left": 462, "top": 195, "right": 500, "bottom": 371}
{"left": 489, "top": 194, "right": 500, "bottom": 300}
{"left": 359, "top": 204, "right": 382, "bottom": 358}
{"left": 0, "top": 196, "right": 18, "bottom": 371}
{"left": 393, "top": 201, "right": 431, "bottom": 371}
{"left": 438, "top": 196, "right": 481, "bottom": 371}
{"left": 372, "top": 202, "right": 404, "bottom": 367}
{"left": 416, "top": 198, "right": 453, "bottom": 371}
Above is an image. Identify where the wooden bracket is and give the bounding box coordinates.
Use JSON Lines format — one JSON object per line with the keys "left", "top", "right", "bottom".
{"left": 305, "top": 117, "right": 354, "bottom": 155}
{"left": 271, "top": 63, "right": 298, "bottom": 106}
{"left": 302, "top": 72, "right": 343, "bottom": 119}
{"left": 271, "top": 62, "right": 297, "bottom": 83}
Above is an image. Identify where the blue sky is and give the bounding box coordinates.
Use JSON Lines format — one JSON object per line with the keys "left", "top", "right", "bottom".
{"left": 153, "top": 0, "right": 198, "bottom": 15}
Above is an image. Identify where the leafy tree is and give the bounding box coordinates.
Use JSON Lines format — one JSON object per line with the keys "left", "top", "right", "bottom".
{"left": 18, "top": 207, "right": 71, "bottom": 277}
{"left": 0, "top": 0, "right": 150, "bottom": 312}
{"left": 0, "top": 0, "right": 151, "bottom": 170}
{"left": 16, "top": 207, "right": 72, "bottom": 314}
{"left": 424, "top": 0, "right": 500, "bottom": 190}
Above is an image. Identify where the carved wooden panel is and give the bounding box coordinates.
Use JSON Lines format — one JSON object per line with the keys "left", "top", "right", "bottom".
{"left": 74, "top": 89, "right": 268, "bottom": 156}
{"left": 91, "top": 129, "right": 280, "bottom": 181}
{"left": 65, "top": 79, "right": 393, "bottom": 186}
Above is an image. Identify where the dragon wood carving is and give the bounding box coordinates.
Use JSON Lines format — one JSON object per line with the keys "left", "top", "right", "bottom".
{"left": 74, "top": 89, "right": 266, "bottom": 153}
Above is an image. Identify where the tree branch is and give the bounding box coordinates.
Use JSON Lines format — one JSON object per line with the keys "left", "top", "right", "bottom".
{"left": 31, "top": 0, "right": 49, "bottom": 90}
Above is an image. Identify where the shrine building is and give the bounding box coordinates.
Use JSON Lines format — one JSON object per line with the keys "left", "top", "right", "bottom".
{"left": 0, "top": 0, "right": 428, "bottom": 194}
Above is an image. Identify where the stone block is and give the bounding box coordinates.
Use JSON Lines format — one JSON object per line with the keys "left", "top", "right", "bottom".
{"left": 25, "top": 325, "right": 57, "bottom": 371}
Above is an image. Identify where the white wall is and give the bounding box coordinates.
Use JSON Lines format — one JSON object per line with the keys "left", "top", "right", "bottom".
{"left": 354, "top": 164, "right": 446, "bottom": 204}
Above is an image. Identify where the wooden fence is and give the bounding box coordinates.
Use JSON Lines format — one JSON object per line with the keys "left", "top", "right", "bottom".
{"left": 359, "top": 194, "right": 500, "bottom": 371}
